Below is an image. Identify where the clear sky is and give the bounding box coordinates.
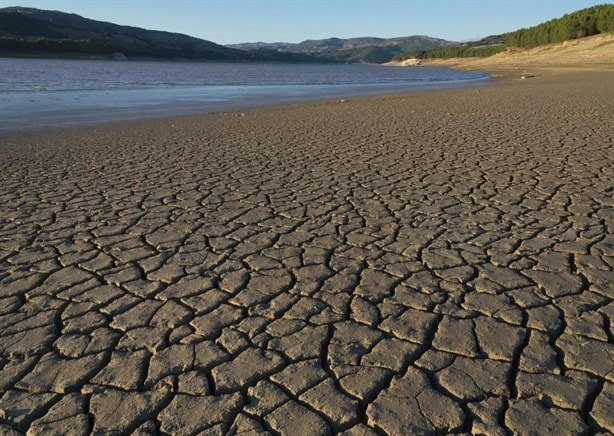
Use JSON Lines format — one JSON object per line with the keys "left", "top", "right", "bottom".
{"left": 1, "top": 0, "right": 608, "bottom": 44}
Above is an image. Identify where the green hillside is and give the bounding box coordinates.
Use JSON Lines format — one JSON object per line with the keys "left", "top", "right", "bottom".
{"left": 0, "top": 7, "right": 244, "bottom": 60}
{"left": 0, "top": 7, "right": 325, "bottom": 62}
{"left": 395, "top": 4, "right": 614, "bottom": 61}
{"left": 397, "top": 43, "right": 506, "bottom": 61}
{"left": 505, "top": 4, "right": 614, "bottom": 47}
{"left": 311, "top": 38, "right": 457, "bottom": 63}
{"left": 228, "top": 36, "right": 457, "bottom": 64}
{"left": 0, "top": 7, "right": 456, "bottom": 63}
{"left": 4, "top": 4, "right": 612, "bottom": 64}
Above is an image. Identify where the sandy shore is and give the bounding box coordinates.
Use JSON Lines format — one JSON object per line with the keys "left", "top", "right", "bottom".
{"left": 425, "top": 33, "right": 614, "bottom": 72}
{"left": 1, "top": 70, "right": 613, "bottom": 434}
{"left": 388, "top": 34, "right": 614, "bottom": 83}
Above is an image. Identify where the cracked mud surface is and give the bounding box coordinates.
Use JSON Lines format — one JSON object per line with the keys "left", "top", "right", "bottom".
{"left": 1, "top": 71, "right": 613, "bottom": 434}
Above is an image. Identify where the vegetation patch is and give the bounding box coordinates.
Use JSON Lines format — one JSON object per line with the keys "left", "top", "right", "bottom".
{"left": 395, "top": 4, "right": 614, "bottom": 61}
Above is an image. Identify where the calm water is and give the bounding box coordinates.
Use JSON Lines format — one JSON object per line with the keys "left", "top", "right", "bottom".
{"left": 0, "top": 58, "right": 490, "bottom": 132}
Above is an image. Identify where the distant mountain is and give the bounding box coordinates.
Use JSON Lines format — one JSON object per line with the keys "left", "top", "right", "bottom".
{"left": 0, "top": 7, "right": 326, "bottom": 62}
{"left": 228, "top": 36, "right": 458, "bottom": 64}
{"left": 474, "top": 34, "right": 507, "bottom": 45}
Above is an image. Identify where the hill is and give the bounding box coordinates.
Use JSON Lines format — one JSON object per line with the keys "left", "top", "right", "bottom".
{"left": 0, "top": 7, "right": 325, "bottom": 62}
{"left": 418, "top": 33, "right": 614, "bottom": 70}
{"left": 228, "top": 36, "right": 457, "bottom": 64}
{"left": 394, "top": 4, "right": 614, "bottom": 62}
{"left": 505, "top": 3, "right": 614, "bottom": 47}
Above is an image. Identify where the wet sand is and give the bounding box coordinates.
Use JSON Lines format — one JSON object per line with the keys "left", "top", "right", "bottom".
{"left": 0, "top": 70, "right": 613, "bottom": 434}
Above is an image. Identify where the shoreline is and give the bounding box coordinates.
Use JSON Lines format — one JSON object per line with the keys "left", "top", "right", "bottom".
{"left": 1, "top": 66, "right": 609, "bottom": 140}
{"left": 1, "top": 68, "right": 612, "bottom": 434}
{"left": 386, "top": 33, "right": 614, "bottom": 80}
{"left": 0, "top": 65, "right": 491, "bottom": 136}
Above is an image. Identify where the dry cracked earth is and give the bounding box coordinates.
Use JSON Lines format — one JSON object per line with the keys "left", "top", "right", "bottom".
{"left": 0, "top": 72, "right": 613, "bottom": 434}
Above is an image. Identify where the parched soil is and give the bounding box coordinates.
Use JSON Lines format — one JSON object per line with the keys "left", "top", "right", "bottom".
{"left": 0, "top": 70, "right": 612, "bottom": 434}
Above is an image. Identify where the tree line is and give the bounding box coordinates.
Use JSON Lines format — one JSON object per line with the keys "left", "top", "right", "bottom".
{"left": 394, "top": 45, "right": 505, "bottom": 61}
{"left": 0, "top": 36, "right": 243, "bottom": 60}
{"left": 505, "top": 4, "right": 613, "bottom": 48}
{"left": 395, "top": 4, "right": 613, "bottom": 60}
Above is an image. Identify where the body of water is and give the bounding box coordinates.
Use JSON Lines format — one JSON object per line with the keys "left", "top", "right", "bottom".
{"left": 0, "top": 58, "right": 490, "bottom": 132}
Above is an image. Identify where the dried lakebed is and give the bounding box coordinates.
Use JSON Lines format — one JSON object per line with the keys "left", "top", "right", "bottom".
{"left": 0, "top": 70, "right": 613, "bottom": 434}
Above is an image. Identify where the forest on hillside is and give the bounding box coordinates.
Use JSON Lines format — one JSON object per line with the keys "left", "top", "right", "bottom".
{"left": 505, "top": 4, "right": 614, "bottom": 47}
{"left": 396, "top": 4, "right": 614, "bottom": 61}
{"left": 399, "top": 45, "right": 506, "bottom": 60}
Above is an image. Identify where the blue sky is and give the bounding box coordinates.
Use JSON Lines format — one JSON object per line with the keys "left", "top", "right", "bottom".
{"left": 2, "top": 1, "right": 607, "bottom": 44}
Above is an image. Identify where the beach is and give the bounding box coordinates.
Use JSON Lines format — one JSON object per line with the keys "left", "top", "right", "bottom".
{"left": 1, "top": 69, "right": 613, "bottom": 433}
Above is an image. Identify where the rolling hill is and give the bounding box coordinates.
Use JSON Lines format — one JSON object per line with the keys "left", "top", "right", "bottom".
{"left": 0, "top": 7, "right": 456, "bottom": 63}
{"left": 228, "top": 36, "right": 457, "bottom": 64}
{"left": 0, "top": 7, "right": 324, "bottom": 62}
{"left": 414, "top": 33, "right": 614, "bottom": 70}
{"left": 4, "top": 4, "right": 610, "bottom": 65}
{"left": 393, "top": 4, "right": 614, "bottom": 62}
